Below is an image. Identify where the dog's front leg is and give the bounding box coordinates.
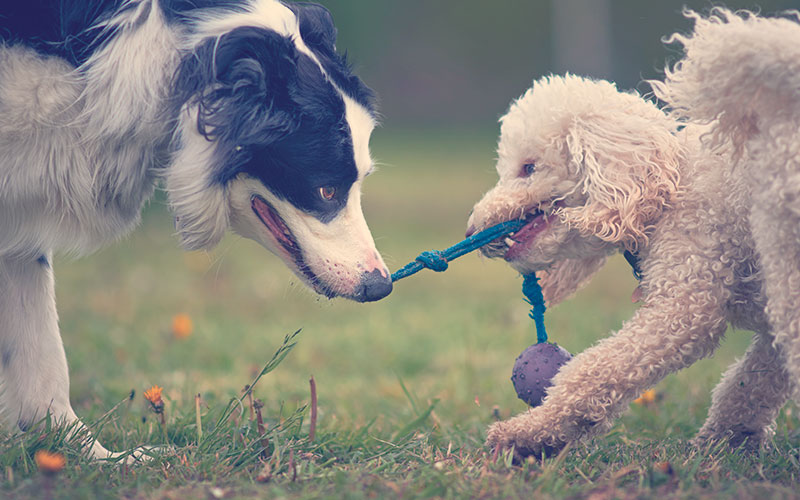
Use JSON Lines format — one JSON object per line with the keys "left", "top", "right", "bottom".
{"left": 0, "top": 255, "right": 115, "bottom": 459}
{"left": 487, "top": 280, "right": 729, "bottom": 460}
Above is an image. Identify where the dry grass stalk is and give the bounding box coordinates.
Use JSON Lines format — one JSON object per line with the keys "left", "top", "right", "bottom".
{"left": 254, "top": 399, "right": 269, "bottom": 457}
{"left": 309, "top": 376, "right": 317, "bottom": 443}
{"left": 195, "top": 393, "right": 203, "bottom": 442}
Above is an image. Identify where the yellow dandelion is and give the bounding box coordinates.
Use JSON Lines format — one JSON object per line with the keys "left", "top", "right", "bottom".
{"left": 144, "top": 385, "right": 164, "bottom": 412}
{"left": 633, "top": 388, "right": 657, "bottom": 405}
{"left": 171, "top": 313, "right": 193, "bottom": 339}
{"left": 34, "top": 450, "right": 66, "bottom": 474}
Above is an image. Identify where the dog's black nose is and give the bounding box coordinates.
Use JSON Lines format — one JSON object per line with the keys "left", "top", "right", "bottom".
{"left": 355, "top": 269, "right": 393, "bottom": 302}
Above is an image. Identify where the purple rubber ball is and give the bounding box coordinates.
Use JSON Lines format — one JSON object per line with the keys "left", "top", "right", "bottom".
{"left": 511, "top": 342, "right": 572, "bottom": 407}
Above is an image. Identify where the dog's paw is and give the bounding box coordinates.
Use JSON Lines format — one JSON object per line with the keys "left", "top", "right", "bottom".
{"left": 485, "top": 418, "right": 564, "bottom": 463}
{"left": 485, "top": 420, "right": 514, "bottom": 453}
{"left": 692, "top": 426, "right": 768, "bottom": 453}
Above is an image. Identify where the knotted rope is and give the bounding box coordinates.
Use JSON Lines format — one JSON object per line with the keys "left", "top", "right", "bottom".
{"left": 390, "top": 219, "right": 527, "bottom": 281}
{"left": 391, "top": 219, "right": 548, "bottom": 343}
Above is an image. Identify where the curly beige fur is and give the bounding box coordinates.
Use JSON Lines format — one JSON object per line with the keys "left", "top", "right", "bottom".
{"left": 468, "top": 9, "right": 799, "bottom": 460}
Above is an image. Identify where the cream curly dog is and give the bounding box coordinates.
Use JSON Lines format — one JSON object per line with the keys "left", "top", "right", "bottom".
{"left": 467, "top": 9, "right": 800, "bottom": 459}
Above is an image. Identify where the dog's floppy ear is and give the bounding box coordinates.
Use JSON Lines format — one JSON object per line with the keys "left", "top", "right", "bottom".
{"left": 561, "top": 104, "right": 683, "bottom": 251}
{"left": 290, "top": 2, "right": 339, "bottom": 53}
{"left": 290, "top": 2, "right": 377, "bottom": 113}
{"left": 538, "top": 255, "right": 608, "bottom": 307}
{"left": 167, "top": 28, "right": 300, "bottom": 250}
{"left": 174, "top": 27, "right": 301, "bottom": 180}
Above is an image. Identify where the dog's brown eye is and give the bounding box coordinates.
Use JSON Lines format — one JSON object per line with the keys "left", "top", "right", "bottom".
{"left": 319, "top": 186, "right": 336, "bottom": 201}
{"left": 522, "top": 162, "right": 536, "bottom": 177}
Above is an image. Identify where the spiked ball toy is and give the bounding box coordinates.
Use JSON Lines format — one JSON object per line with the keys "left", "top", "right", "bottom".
{"left": 511, "top": 342, "right": 572, "bottom": 407}
{"left": 510, "top": 274, "right": 573, "bottom": 407}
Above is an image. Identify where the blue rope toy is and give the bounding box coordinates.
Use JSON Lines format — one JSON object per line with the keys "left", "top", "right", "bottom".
{"left": 391, "top": 219, "right": 549, "bottom": 344}
{"left": 391, "top": 220, "right": 573, "bottom": 407}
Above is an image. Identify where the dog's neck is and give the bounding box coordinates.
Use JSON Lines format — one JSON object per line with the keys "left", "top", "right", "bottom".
{"left": 78, "top": 3, "right": 181, "bottom": 146}
{"left": 72, "top": 4, "right": 182, "bottom": 237}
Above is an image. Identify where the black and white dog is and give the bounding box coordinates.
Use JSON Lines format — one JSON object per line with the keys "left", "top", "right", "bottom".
{"left": 0, "top": 0, "right": 391, "bottom": 459}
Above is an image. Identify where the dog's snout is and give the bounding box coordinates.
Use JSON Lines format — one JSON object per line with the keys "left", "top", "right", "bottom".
{"left": 354, "top": 269, "right": 393, "bottom": 302}
{"left": 465, "top": 225, "right": 476, "bottom": 238}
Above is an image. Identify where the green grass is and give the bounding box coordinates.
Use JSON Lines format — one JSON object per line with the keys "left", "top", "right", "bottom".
{"left": 2, "top": 131, "right": 799, "bottom": 499}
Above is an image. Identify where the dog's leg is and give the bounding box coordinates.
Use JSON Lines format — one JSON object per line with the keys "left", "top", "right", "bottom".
{"left": 694, "top": 331, "right": 791, "bottom": 451}
{"left": 748, "top": 136, "right": 800, "bottom": 406}
{"left": 486, "top": 269, "right": 729, "bottom": 460}
{"left": 0, "top": 255, "right": 116, "bottom": 459}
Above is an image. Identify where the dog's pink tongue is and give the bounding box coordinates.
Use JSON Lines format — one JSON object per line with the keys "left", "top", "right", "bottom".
{"left": 252, "top": 197, "right": 292, "bottom": 246}
{"left": 505, "top": 216, "right": 548, "bottom": 261}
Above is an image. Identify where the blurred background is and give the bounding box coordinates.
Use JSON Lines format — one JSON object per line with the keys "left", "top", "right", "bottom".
{"left": 54, "top": 0, "right": 799, "bottom": 445}
{"left": 325, "top": 0, "right": 797, "bottom": 131}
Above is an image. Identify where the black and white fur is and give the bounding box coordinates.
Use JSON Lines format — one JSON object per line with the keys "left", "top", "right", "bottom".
{"left": 0, "top": 0, "right": 391, "bottom": 459}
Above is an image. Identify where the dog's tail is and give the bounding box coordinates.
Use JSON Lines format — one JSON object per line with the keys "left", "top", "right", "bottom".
{"left": 651, "top": 8, "right": 800, "bottom": 151}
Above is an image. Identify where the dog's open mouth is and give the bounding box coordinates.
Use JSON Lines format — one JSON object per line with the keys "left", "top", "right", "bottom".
{"left": 251, "top": 195, "right": 330, "bottom": 295}
{"left": 504, "top": 210, "right": 550, "bottom": 261}
{"left": 482, "top": 203, "right": 558, "bottom": 261}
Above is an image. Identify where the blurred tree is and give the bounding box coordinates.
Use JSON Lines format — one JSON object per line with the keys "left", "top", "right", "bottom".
{"left": 319, "top": 0, "right": 798, "bottom": 129}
